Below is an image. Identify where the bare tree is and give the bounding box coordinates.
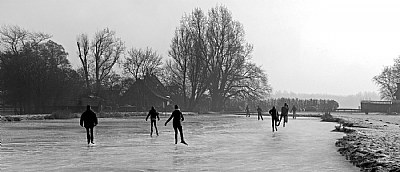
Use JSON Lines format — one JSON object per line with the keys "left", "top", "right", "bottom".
{"left": 90, "top": 28, "right": 125, "bottom": 95}
{"left": 373, "top": 66, "right": 397, "bottom": 100}
{"left": 77, "top": 34, "right": 90, "bottom": 90}
{"left": 204, "top": 6, "right": 270, "bottom": 111}
{"left": 0, "top": 25, "right": 51, "bottom": 54}
{"left": 168, "top": 6, "right": 271, "bottom": 111}
{"left": 123, "top": 47, "right": 163, "bottom": 80}
{"left": 168, "top": 26, "right": 191, "bottom": 108}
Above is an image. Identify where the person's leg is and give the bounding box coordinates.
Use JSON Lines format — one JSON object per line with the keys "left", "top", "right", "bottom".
{"left": 261, "top": 114, "right": 263, "bottom": 120}
{"left": 272, "top": 119, "right": 275, "bottom": 132}
{"left": 278, "top": 115, "right": 282, "bottom": 126}
{"left": 85, "top": 127, "right": 90, "bottom": 144}
{"left": 150, "top": 121, "right": 154, "bottom": 136}
{"left": 283, "top": 116, "right": 286, "bottom": 127}
{"left": 173, "top": 126, "right": 178, "bottom": 144}
{"left": 90, "top": 127, "right": 94, "bottom": 144}
{"left": 178, "top": 126, "right": 186, "bottom": 143}
{"left": 154, "top": 121, "right": 159, "bottom": 136}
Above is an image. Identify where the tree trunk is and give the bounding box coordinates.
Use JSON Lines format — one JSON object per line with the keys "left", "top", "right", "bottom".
{"left": 210, "top": 92, "right": 223, "bottom": 112}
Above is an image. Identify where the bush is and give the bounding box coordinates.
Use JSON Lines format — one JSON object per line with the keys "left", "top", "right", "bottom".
{"left": 97, "top": 112, "right": 147, "bottom": 118}
{"left": 47, "top": 110, "right": 77, "bottom": 119}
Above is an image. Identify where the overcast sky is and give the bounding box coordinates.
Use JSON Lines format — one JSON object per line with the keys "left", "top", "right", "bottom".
{"left": 1, "top": 0, "right": 399, "bottom": 96}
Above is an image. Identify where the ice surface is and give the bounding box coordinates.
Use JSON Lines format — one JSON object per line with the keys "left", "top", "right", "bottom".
{"left": 0, "top": 115, "right": 358, "bottom": 171}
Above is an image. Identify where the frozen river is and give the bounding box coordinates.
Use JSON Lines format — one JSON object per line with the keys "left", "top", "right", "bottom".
{"left": 0, "top": 115, "right": 358, "bottom": 171}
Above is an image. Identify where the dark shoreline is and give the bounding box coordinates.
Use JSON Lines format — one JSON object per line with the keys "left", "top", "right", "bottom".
{"left": 1, "top": 111, "right": 323, "bottom": 121}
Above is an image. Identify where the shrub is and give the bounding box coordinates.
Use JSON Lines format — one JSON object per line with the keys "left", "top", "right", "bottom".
{"left": 48, "top": 110, "right": 77, "bottom": 119}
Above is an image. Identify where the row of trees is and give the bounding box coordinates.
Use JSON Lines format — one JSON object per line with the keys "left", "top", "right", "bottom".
{"left": 0, "top": 25, "right": 82, "bottom": 113}
{"left": 0, "top": 5, "right": 271, "bottom": 114}
{"left": 224, "top": 97, "right": 339, "bottom": 112}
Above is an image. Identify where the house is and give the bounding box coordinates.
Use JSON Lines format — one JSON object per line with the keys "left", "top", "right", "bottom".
{"left": 361, "top": 83, "right": 400, "bottom": 114}
{"left": 121, "top": 74, "right": 172, "bottom": 112}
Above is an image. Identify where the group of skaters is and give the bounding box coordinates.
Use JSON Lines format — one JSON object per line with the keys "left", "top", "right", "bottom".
{"left": 146, "top": 105, "right": 187, "bottom": 145}
{"left": 79, "top": 103, "right": 298, "bottom": 145}
{"left": 246, "top": 103, "right": 298, "bottom": 132}
{"left": 79, "top": 104, "right": 187, "bottom": 146}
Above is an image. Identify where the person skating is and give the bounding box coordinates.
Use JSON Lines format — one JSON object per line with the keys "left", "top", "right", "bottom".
{"left": 165, "top": 105, "right": 187, "bottom": 145}
{"left": 269, "top": 106, "right": 279, "bottom": 132}
{"left": 291, "top": 105, "right": 297, "bottom": 119}
{"left": 146, "top": 106, "right": 160, "bottom": 136}
{"left": 279, "top": 103, "right": 289, "bottom": 127}
{"left": 246, "top": 105, "right": 250, "bottom": 117}
{"left": 257, "top": 106, "right": 263, "bottom": 120}
{"left": 80, "top": 105, "right": 98, "bottom": 145}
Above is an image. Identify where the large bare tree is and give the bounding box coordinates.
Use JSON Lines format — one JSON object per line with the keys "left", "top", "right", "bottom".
{"left": 168, "top": 6, "right": 271, "bottom": 111}
{"left": 167, "top": 8, "right": 210, "bottom": 110}
{"left": 76, "top": 28, "right": 124, "bottom": 95}
{"left": 77, "top": 34, "right": 90, "bottom": 90}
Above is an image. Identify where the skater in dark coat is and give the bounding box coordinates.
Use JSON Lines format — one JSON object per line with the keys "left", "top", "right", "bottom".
{"left": 291, "top": 105, "right": 298, "bottom": 119}
{"left": 165, "top": 105, "right": 187, "bottom": 145}
{"left": 269, "top": 106, "right": 279, "bottom": 132}
{"left": 257, "top": 106, "right": 263, "bottom": 120}
{"left": 146, "top": 106, "right": 160, "bottom": 136}
{"left": 246, "top": 105, "right": 250, "bottom": 117}
{"left": 279, "top": 103, "right": 289, "bottom": 127}
{"left": 80, "top": 105, "right": 98, "bottom": 144}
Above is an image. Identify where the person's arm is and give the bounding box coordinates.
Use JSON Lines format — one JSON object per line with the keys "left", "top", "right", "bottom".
{"left": 94, "top": 112, "right": 98, "bottom": 126}
{"left": 80, "top": 113, "right": 84, "bottom": 127}
{"left": 146, "top": 112, "right": 150, "bottom": 121}
{"left": 165, "top": 114, "right": 173, "bottom": 126}
{"left": 157, "top": 112, "right": 160, "bottom": 121}
{"left": 181, "top": 112, "right": 184, "bottom": 121}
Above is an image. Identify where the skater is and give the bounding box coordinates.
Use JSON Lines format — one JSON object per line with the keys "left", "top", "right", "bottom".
{"left": 269, "top": 106, "right": 279, "bottom": 132}
{"left": 246, "top": 105, "right": 250, "bottom": 117}
{"left": 165, "top": 105, "right": 187, "bottom": 145}
{"left": 146, "top": 106, "right": 160, "bottom": 136}
{"left": 80, "top": 105, "right": 98, "bottom": 145}
{"left": 257, "top": 106, "right": 263, "bottom": 120}
{"left": 279, "top": 103, "right": 289, "bottom": 127}
{"left": 291, "top": 105, "right": 297, "bottom": 119}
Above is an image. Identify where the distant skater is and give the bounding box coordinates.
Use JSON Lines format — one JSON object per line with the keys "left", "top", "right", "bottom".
{"left": 165, "top": 105, "right": 187, "bottom": 145}
{"left": 279, "top": 103, "right": 289, "bottom": 127}
{"left": 291, "top": 105, "right": 297, "bottom": 119}
{"left": 257, "top": 106, "right": 263, "bottom": 120}
{"left": 269, "top": 106, "right": 279, "bottom": 132}
{"left": 146, "top": 106, "right": 160, "bottom": 136}
{"left": 246, "top": 105, "right": 250, "bottom": 117}
{"left": 80, "top": 105, "right": 98, "bottom": 145}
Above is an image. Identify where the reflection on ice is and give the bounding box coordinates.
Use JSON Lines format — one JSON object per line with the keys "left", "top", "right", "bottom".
{"left": 1, "top": 115, "right": 358, "bottom": 171}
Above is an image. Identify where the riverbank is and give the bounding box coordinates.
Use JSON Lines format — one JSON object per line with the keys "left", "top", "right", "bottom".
{"left": 332, "top": 113, "right": 400, "bottom": 171}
